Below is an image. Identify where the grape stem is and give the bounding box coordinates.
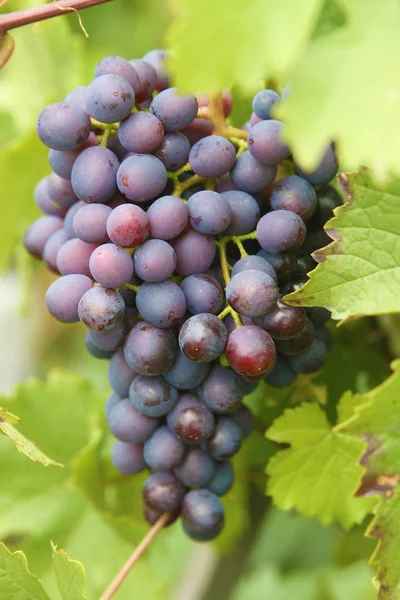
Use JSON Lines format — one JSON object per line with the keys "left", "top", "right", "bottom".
{"left": 99, "top": 512, "right": 171, "bottom": 600}
{"left": 216, "top": 236, "right": 242, "bottom": 327}
{"left": 123, "top": 282, "right": 140, "bottom": 293}
{"left": 173, "top": 173, "right": 206, "bottom": 198}
{"left": 100, "top": 125, "right": 114, "bottom": 147}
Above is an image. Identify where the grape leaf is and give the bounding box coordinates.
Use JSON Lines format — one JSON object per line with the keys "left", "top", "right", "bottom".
{"left": 51, "top": 543, "right": 87, "bottom": 600}
{"left": 266, "top": 403, "right": 376, "bottom": 528}
{"left": 167, "top": 0, "right": 324, "bottom": 92}
{"left": 0, "top": 406, "right": 20, "bottom": 424}
{"left": 0, "top": 543, "right": 50, "bottom": 600}
{"left": 284, "top": 170, "right": 400, "bottom": 320}
{"left": 0, "top": 420, "right": 62, "bottom": 467}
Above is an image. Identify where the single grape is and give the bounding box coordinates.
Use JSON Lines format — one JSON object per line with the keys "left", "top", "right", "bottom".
{"left": 231, "top": 255, "right": 277, "bottom": 282}
{"left": 56, "top": 238, "right": 97, "bottom": 277}
{"left": 144, "top": 425, "right": 186, "bottom": 471}
{"left": 230, "top": 150, "right": 277, "bottom": 194}
{"left": 296, "top": 144, "right": 338, "bottom": 186}
{"left": 94, "top": 56, "right": 140, "bottom": 92}
{"left": 111, "top": 440, "right": 146, "bottom": 475}
{"left": 275, "top": 317, "right": 315, "bottom": 356}
{"left": 309, "top": 184, "right": 342, "bottom": 228}
{"left": 287, "top": 337, "right": 328, "bottom": 374}
{"left": 226, "top": 325, "right": 276, "bottom": 377}
{"left": 181, "top": 489, "right": 224, "bottom": 539}
{"left": 163, "top": 350, "right": 210, "bottom": 390}
{"left": 63, "top": 201, "right": 83, "bottom": 239}
{"left": 230, "top": 404, "right": 254, "bottom": 438}
{"left": 108, "top": 399, "right": 159, "bottom": 443}
{"left": 84, "top": 332, "right": 114, "bottom": 359}
{"left": 257, "top": 210, "right": 306, "bottom": 254}
{"left": 142, "top": 49, "right": 169, "bottom": 91}
{"left": 108, "top": 349, "right": 137, "bottom": 397}
{"left": 34, "top": 177, "right": 67, "bottom": 217}
{"left": 136, "top": 280, "right": 187, "bottom": 328}
{"left": 87, "top": 327, "right": 126, "bottom": 352}
{"left": 47, "top": 174, "right": 78, "bottom": 209}
{"left": 226, "top": 270, "right": 278, "bottom": 318}
{"left": 65, "top": 86, "right": 87, "bottom": 109}
{"left": 270, "top": 175, "right": 317, "bottom": 220}
{"left": 105, "top": 392, "right": 122, "bottom": 418}
{"left": 129, "top": 58, "right": 157, "bottom": 101}
{"left": 250, "top": 112, "right": 263, "bottom": 125}
{"left": 257, "top": 249, "right": 297, "bottom": 281}
{"left": 172, "top": 228, "right": 216, "bottom": 276}
{"left": 188, "top": 135, "right": 236, "bottom": 178}
{"left": 78, "top": 286, "right": 125, "bottom": 331}
{"left": 85, "top": 74, "right": 134, "bottom": 123}
{"left": 207, "top": 461, "right": 233, "bottom": 496}
{"left": 48, "top": 133, "right": 98, "bottom": 179}
{"left": 133, "top": 239, "right": 176, "bottom": 283}
{"left": 117, "top": 154, "right": 167, "bottom": 202}
{"left": 256, "top": 297, "right": 306, "bottom": 340}
{"left": 181, "top": 118, "right": 213, "bottom": 145}
{"left": 142, "top": 472, "right": 186, "bottom": 513}
{"left": 150, "top": 88, "right": 198, "bottom": 132}
{"left": 118, "top": 112, "right": 164, "bottom": 153}
{"left": 73, "top": 203, "right": 111, "bottom": 244}
{"left": 106, "top": 203, "right": 149, "bottom": 249}
{"left": 252, "top": 89, "right": 280, "bottom": 120}
{"left": 43, "top": 228, "right": 69, "bottom": 272}
{"left": 36, "top": 102, "right": 91, "bottom": 150}
{"left": 45, "top": 274, "right": 92, "bottom": 323}
{"left": 248, "top": 120, "right": 290, "bottom": 165}
{"left": 206, "top": 417, "right": 242, "bottom": 460}
{"left": 187, "top": 190, "right": 232, "bottom": 234}
{"left": 201, "top": 365, "right": 243, "bottom": 414}
{"left": 167, "top": 393, "right": 215, "bottom": 444}
{"left": 221, "top": 190, "right": 260, "bottom": 235}
{"left": 179, "top": 314, "right": 227, "bottom": 363}
{"left": 152, "top": 132, "right": 190, "bottom": 171}
{"left": 174, "top": 447, "right": 214, "bottom": 487}
{"left": 216, "top": 172, "right": 236, "bottom": 193}
{"left": 147, "top": 195, "right": 188, "bottom": 241}
{"left": 24, "top": 215, "right": 64, "bottom": 259}
{"left": 129, "top": 375, "right": 179, "bottom": 417}
{"left": 89, "top": 244, "right": 133, "bottom": 288}
{"left": 71, "top": 146, "right": 119, "bottom": 204}
{"left": 180, "top": 273, "right": 223, "bottom": 315}
{"left": 124, "top": 321, "right": 177, "bottom": 375}
{"left": 264, "top": 353, "right": 297, "bottom": 388}
{"left": 306, "top": 306, "right": 331, "bottom": 327}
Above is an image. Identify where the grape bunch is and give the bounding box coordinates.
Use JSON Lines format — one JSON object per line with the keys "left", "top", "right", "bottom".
{"left": 24, "top": 49, "right": 341, "bottom": 542}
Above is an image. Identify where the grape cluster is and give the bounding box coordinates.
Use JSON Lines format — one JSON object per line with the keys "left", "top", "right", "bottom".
{"left": 24, "top": 50, "right": 341, "bottom": 542}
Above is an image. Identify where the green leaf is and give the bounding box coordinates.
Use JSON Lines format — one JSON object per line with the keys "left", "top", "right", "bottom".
{"left": 0, "top": 420, "right": 62, "bottom": 467}
{"left": 284, "top": 170, "right": 400, "bottom": 320}
{"left": 0, "top": 543, "right": 50, "bottom": 600}
{"left": 232, "top": 565, "right": 319, "bottom": 600}
{"left": 167, "top": 0, "right": 324, "bottom": 92}
{"left": 51, "top": 543, "right": 87, "bottom": 600}
{"left": 0, "top": 406, "right": 20, "bottom": 424}
{"left": 266, "top": 403, "right": 376, "bottom": 528}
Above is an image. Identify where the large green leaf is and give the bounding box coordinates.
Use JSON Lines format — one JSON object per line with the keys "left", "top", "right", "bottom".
{"left": 0, "top": 543, "right": 50, "bottom": 600}
{"left": 284, "top": 170, "right": 400, "bottom": 320}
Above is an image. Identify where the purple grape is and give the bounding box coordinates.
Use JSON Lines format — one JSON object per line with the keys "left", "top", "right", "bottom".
{"left": 89, "top": 244, "right": 133, "bottom": 288}
{"left": 73, "top": 203, "right": 111, "bottom": 244}
{"left": 221, "top": 190, "right": 260, "bottom": 234}
{"left": 181, "top": 118, "right": 213, "bottom": 145}
{"left": 275, "top": 317, "right": 315, "bottom": 356}
{"left": 226, "top": 270, "right": 278, "bottom": 318}
{"left": 129, "top": 374, "right": 179, "bottom": 417}
{"left": 36, "top": 102, "right": 91, "bottom": 150}
{"left": 167, "top": 393, "right": 215, "bottom": 444}
{"left": 118, "top": 112, "right": 164, "bottom": 153}
{"left": 257, "top": 249, "right": 298, "bottom": 281}
{"left": 172, "top": 228, "right": 216, "bottom": 276}
{"left": 117, "top": 154, "right": 167, "bottom": 202}
{"left": 24, "top": 215, "right": 63, "bottom": 259}
{"left": 248, "top": 120, "right": 290, "bottom": 165}
{"left": 124, "top": 321, "right": 177, "bottom": 375}
{"left": 46, "top": 174, "right": 78, "bottom": 209}
{"left": 105, "top": 392, "right": 122, "bottom": 418}
{"left": 180, "top": 273, "right": 223, "bottom": 315}
{"left": 153, "top": 133, "right": 190, "bottom": 171}
{"left": 179, "top": 314, "right": 227, "bottom": 363}
{"left": 56, "top": 238, "right": 97, "bottom": 277}
{"left": 252, "top": 89, "right": 280, "bottom": 120}
{"left": 309, "top": 184, "right": 342, "bottom": 227}
{"left": 231, "top": 150, "right": 277, "bottom": 194}
{"left": 231, "top": 255, "right": 277, "bottom": 282}
{"left": 84, "top": 332, "right": 114, "bottom": 359}
{"left": 71, "top": 146, "right": 119, "bottom": 203}
{"left": 144, "top": 426, "right": 186, "bottom": 471}
{"left": 226, "top": 325, "right": 276, "bottom": 377}
{"left": 201, "top": 365, "right": 243, "bottom": 414}
{"left": 206, "top": 417, "right": 242, "bottom": 460}
{"left": 111, "top": 440, "right": 146, "bottom": 475}
{"left": 108, "top": 399, "right": 159, "bottom": 443}
{"left": 216, "top": 172, "right": 236, "bottom": 192}
{"left": 296, "top": 144, "right": 338, "bottom": 186}
{"left": 142, "top": 50, "right": 169, "bottom": 90}
{"left": 45, "top": 274, "right": 92, "bottom": 323}
{"left": 150, "top": 88, "right": 198, "bottom": 132}
{"left": 133, "top": 239, "right": 176, "bottom": 283}
{"left": 257, "top": 210, "right": 306, "bottom": 254}
{"left": 136, "top": 280, "right": 186, "bottom": 328}
{"left": 142, "top": 472, "right": 186, "bottom": 513}
{"left": 129, "top": 58, "right": 157, "bottom": 101}
{"left": 34, "top": 177, "right": 67, "bottom": 217}
{"left": 256, "top": 297, "right": 306, "bottom": 340}
{"left": 43, "top": 228, "right": 69, "bottom": 272}
{"left": 174, "top": 447, "right": 214, "bottom": 487}
{"left": 87, "top": 327, "right": 126, "bottom": 352}
{"left": 163, "top": 350, "right": 210, "bottom": 390}
{"left": 65, "top": 86, "right": 87, "bottom": 109}
{"left": 48, "top": 133, "right": 98, "bottom": 179}
{"left": 106, "top": 203, "right": 148, "bottom": 248}
{"left": 78, "top": 286, "right": 125, "bottom": 331}
{"left": 287, "top": 337, "right": 328, "bottom": 374}
{"left": 264, "top": 354, "right": 297, "bottom": 388}
{"left": 270, "top": 176, "right": 317, "bottom": 220}
{"left": 207, "top": 461, "right": 233, "bottom": 496}
{"left": 63, "top": 201, "right": 83, "bottom": 239}
{"left": 94, "top": 56, "right": 140, "bottom": 92}
{"left": 230, "top": 405, "right": 254, "bottom": 437}
{"left": 147, "top": 195, "right": 188, "bottom": 240}
{"left": 108, "top": 349, "right": 137, "bottom": 397}
{"left": 187, "top": 190, "right": 232, "bottom": 234}
{"left": 182, "top": 490, "right": 224, "bottom": 540}
{"left": 85, "top": 74, "right": 134, "bottom": 123}
{"left": 188, "top": 135, "right": 236, "bottom": 178}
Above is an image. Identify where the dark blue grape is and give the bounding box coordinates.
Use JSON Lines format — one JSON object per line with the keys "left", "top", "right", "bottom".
{"left": 226, "top": 270, "right": 278, "bottom": 318}
{"left": 189, "top": 135, "right": 236, "bottom": 177}
{"left": 296, "top": 145, "right": 338, "bottom": 186}
{"left": 129, "top": 374, "right": 179, "bottom": 417}
{"left": 142, "top": 50, "right": 170, "bottom": 91}
{"left": 118, "top": 112, "right": 164, "bottom": 153}
{"left": 150, "top": 88, "right": 198, "bottom": 132}
{"left": 179, "top": 314, "right": 227, "bottom": 363}
{"left": 163, "top": 350, "right": 210, "bottom": 390}
{"left": 133, "top": 239, "right": 176, "bottom": 283}
{"left": 78, "top": 286, "right": 125, "bottom": 331}
{"left": 136, "top": 280, "right": 186, "bottom": 328}
{"left": 287, "top": 337, "right": 328, "bottom": 374}
{"left": 36, "top": 102, "right": 91, "bottom": 150}
{"left": 270, "top": 175, "right": 317, "bottom": 220}
{"left": 94, "top": 56, "right": 140, "bottom": 92}
{"left": 306, "top": 306, "right": 331, "bottom": 327}
{"left": 47, "top": 174, "right": 78, "bottom": 209}
{"left": 144, "top": 507, "right": 180, "bottom": 527}
{"left": 129, "top": 58, "right": 157, "bottom": 101}
{"left": 264, "top": 354, "right": 297, "bottom": 388}
{"left": 275, "top": 317, "right": 315, "bottom": 356}
{"left": 174, "top": 447, "right": 214, "bottom": 487}
{"left": 231, "top": 255, "right": 277, "bottom": 282}
{"left": 153, "top": 132, "right": 190, "bottom": 171}
{"left": 108, "top": 399, "right": 159, "bottom": 442}
{"left": 73, "top": 203, "right": 111, "bottom": 243}
{"left": 89, "top": 244, "right": 133, "bottom": 288}
{"left": 231, "top": 150, "right": 277, "bottom": 194}
{"left": 56, "top": 238, "right": 97, "bottom": 277}
{"left": 206, "top": 417, "right": 242, "bottom": 460}
{"left": 257, "top": 249, "right": 297, "bottom": 281}
{"left": 252, "top": 89, "right": 280, "bottom": 120}
{"left": 85, "top": 332, "right": 114, "bottom": 359}
{"left": 46, "top": 274, "right": 92, "bottom": 323}
{"left": 201, "top": 365, "right": 243, "bottom": 414}
{"left": 105, "top": 392, "right": 122, "bottom": 418}
{"left": 85, "top": 74, "right": 134, "bottom": 123}
{"left": 111, "top": 440, "right": 146, "bottom": 475}
{"left": 124, "top": 321, "right": 177, "bottom": 375}
{"left": 221, "top": 190, "right": 260, "bottom": 234}
{"left": 144, "top": 425, "right": 186, "bottom": 471}
{"left": 142, "top": 472, "right": 186, "bottom": 513}
{"left": 167, "top": 393, "right": 215, "bottom": 444}
{"left": 182, "top": 489, "right": 224, "bottom": 540}
{"left": 256, "top": 297, "right": 306, "bottom": 340}
{"left": 187, "top": 190, "right": 232, "bottom": 234}
{"left": 180, "top": 273, "right": 223, "bottom": 315}
{"left": 257, "top": 210, "right": 306, "bottom": 254}
{"left": 43, "top": 228, "right": 69, "bottom": 272}
{"left": 309, "top": 184, "right": 342, "bottom": 227}
{"left": 147, "top": 195, "right": 188, "bottom": 241}
{"left": 117, "top": 154, "right": 167, "bottom": 202}
{"left": 207, "top": 461, "right": 233, "bottom": 496}
{"left": 71, "top": 146, "right": 119, "bottom": 203}
{"left": 87, "top": 327, "right": 126, "bottom": 352}
{"left": 172, "top": 228, "right": 216, "bottom": 276}
{"left": 24, "top": 215, "right": 63, "bottom": 259}
{"left": 248, "top": 120, "right": 290, "bottom": 165}
{"left": 108, "top": 349, "right": 137, "bottom": 397}
{"left": 230, "top": 404, "right": 254, "bottom": 437}
{"left": 226, "top": 325, "right": 276, "bottom": 377}
{"left": 106, "top": 203, "right": 148, "bottom": 248}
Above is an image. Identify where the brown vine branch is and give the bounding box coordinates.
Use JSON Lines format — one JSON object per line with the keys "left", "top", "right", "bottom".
{"left": 0, "top": 0, "right": 114, "bottom": 37}
{"left": 99, "top": 512, "right": 171, "bottom": 600}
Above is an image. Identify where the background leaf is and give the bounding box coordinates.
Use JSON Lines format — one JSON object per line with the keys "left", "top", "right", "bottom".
{"left": 0, "top": 543, "right": 50, "bottom": 600}
{"left": 51, "top": 543, "right": 87, "bottom": 600}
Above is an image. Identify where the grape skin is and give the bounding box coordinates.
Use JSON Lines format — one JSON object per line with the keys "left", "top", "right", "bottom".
{"left": 296, "top": 144, "right": 338, "bottom": 186}
{"left": 56, "top": 238, "right": 98, "bottom": 277}
{"left": 257, "top": 210, "right": 306, "bottom": 255}
{"left": 111, "top": 440, "right": 146, "bottom": 475}
{"left": 270, "top": 175, "right": 317, "bottom": 220}
{"left": 189, "top": 135, "right": 237, "bottom": 178}
{"left": 167, "top": 393, "right": 215, "bottom": 444}
{"left": 187, "top": 190, "right": 232, "bottom": 234}
{"left": 206, "top": 417, "right": 242, "bottom": 460}
{"left": 36, "top": 102, "right": 91, "bottom": 151}
{"left": 129, "top": 375, "right": 179, "bottom": 417}
{"left": 136, "top": 280, "right": 187, "bottom": 328}
{"left": 172, "top": 228, "right": 216, "bottom": 276}
{"left": 73, "top": 204, "right": 112, "bottom": 244}
{"left": 174, "top": 447, "right": 215, "bottom": 488}
{"left": 201, "top": 365, "right": 243, "bottom": 414}
{"left": 248, "top": 120, "right": 290, "bottom": 165}
{"left": 89, "top": 243, "right": 133, "bottom": 288}
{"left": 256, "top": 297, "right": 307, "bottom": 340}
{"left": 180, "top": 273, "right": 224, "bottom": 315}
{"left": 118, "top": 112, "right": 164, "bottom": 153}
{"left": 46, "top": 274, "right": 92, "bottom": 323}
{"left": 124, "top": 321, "right": 177, "bottom": 375}
{"left": 133, "top": 239, "right": 177, "bottom": 283}
{"left": 143, "top": 49, "right": 170, "bottom": 91}
{"left": 47, "top": 174, "right": 78, "bottom": 209}
{"left": 85, "top": 332, "right": 114, "bottom": 359}
{"left": 264, "top": 354, "right": 297, "bottom": 388}
{"left": 179, "top": 314, "right": 228, "bottom": 363}
{"left": 85, "top": 74, "right": 135, "bottom": 123}
{"left": 108, "top": 349, "right": 137, "bottom": 397}
{"left": 150, "top": 88, "right": 198, "bottom": 132}
{"left": 163, "top": 350, "right": 210, "bottom": 390}
{"left": 221, "top": 190, "right": 260, "bottom": 235}
{"left": 71, "top": 146, "right": 119, "bottom": 204}
{"left": 106, "top": 203, "right": 148, "bottom": 248}
{"left": 231, "top": 150, "right": 277, "bottom": 194}
{"left": 232, "top": 255, "right": 277, "bottom": 282}
{"left": 226, "top": 325, "right": 276, "bottom": 377}
{"left": 24, "top": 215, "right": 64, "bottom": 259}
{"left": 34, "top": 177, "right": 68, "bottom": 217}
{"left": 144, "top": 425, "right": 186, "bottom": 471}
{"left": 147, "top": 195, "right": 188, "bottom": 241}
{"left": 78, "top": 286, "right": 125, "bottom": 332}
{"left": 43, "top": 229, "right": 69, "bottom": 273}
{"left": 226, "top": 270, "right": 278, "bottom": 318}
{"left": 252, "top": 89, "right": 280, "bottom": 120}
{"left": 207, "top": 461, "right": 233, "bottom": 496}
{"left": 129, "top": 58, "right": 157, "bottom": 101}
{"left": 182, "top": 489, "right": 224, "bottom": 540}
{"left": 153, "top": 133, "right": 190, "bottom": 170}
{"left": 117, "top": 154, "right": 168, "bottom": 202}
{"left": 108, "top": 399, "right": 159, "bottom": 443}
{"left": 94, "top": 56, "right": 140, "bottom": 92}
{"left": 230, "top": 405, "right": 254, "bottom": 438}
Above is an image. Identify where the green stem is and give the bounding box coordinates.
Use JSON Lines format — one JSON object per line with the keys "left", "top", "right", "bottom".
{"left": 123, "top": 282, "right": 140, "bottom": 293}
{"left": 235, "top": 239, "right": 248, "bottom": 258}
{"left": 101, "top": 125, "right": 114, "bottom": 147}
{"left": 168, "top": 162, "right": 192, "bottom": 180}
{"left": 216, "top": 237, "right": 231, "bottom": 288}
{"left": 173, "top": 174, "right": 205, "bottom": 198}
{"left": 217, "top": 305, "right": 231, "bottom": 320}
